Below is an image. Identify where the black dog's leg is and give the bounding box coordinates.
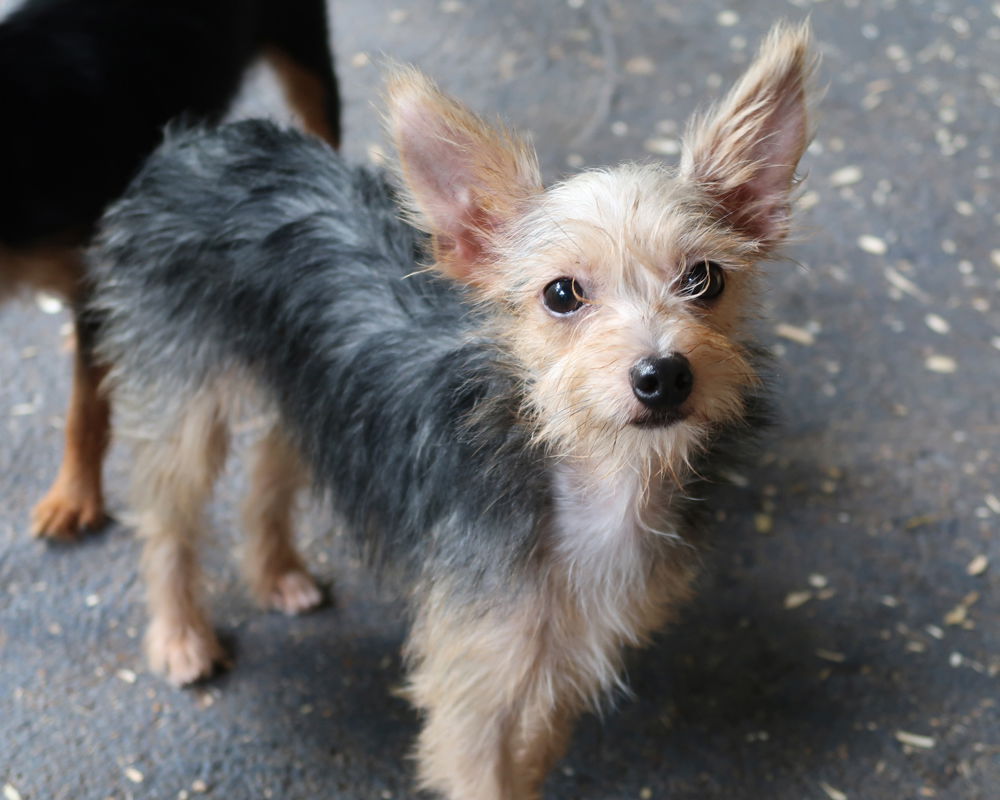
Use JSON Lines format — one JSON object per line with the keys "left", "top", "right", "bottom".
{"left": 263, "top": 0, "right": 342, "bottom": 148}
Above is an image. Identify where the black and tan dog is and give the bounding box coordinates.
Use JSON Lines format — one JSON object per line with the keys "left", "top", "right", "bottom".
{"left": 0, "top": 0, "right": 341, "bottom": 537}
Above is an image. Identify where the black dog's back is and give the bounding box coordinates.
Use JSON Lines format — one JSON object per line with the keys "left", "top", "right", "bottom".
{"left": 0, "top": 0, "right": 339, "bottom": 246}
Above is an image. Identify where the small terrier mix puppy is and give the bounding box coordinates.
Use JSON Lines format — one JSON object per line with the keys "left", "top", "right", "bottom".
{"left": 91, "top": 22, "right": 816, "bottom": 799}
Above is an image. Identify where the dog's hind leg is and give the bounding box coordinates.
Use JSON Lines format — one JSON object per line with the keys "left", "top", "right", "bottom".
{"left": 263, "top": 0, "right": 341, "bottom": 148}
{"left": 32, "top": 307, "right": 110, "bottom": 538}
{"left": 134, "top": 390, "right": 229, "bottom": 687}
{"left": 241, "top": 424, "right": 322, "bottom": 615}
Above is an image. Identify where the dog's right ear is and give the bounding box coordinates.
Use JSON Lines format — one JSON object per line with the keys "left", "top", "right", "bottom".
{"left": 386, "top": 68, "right": 542, "bottom": 286}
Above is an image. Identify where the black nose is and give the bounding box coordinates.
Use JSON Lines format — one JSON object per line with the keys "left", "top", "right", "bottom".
{"left": 630, "top": 354, "right": 693, "bottom": 409}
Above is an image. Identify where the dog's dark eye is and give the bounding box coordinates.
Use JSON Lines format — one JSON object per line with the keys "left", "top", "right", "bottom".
{"left": 681, "top": 260, "right": 726, "bottom": 302}
{"left": 543, "top": 278, "right": 586, "bottom": 315}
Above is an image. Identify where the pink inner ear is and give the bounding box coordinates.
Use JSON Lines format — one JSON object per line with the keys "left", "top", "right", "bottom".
{"left": 402, "top": 122, "right": 476, "bottom": 232}
{"left": 739, "top": 82, "right": 808, "bottom": 244}
{"left": 394, "top": 97, "right": 490, "bottom": 273}
{"left": 744, "top": 88, "right": 807, "bottom": 220}
{"left": 681, "top": 23, "right": 814, "bottom": 248}
{"left": 450, "top": 204, "right": 495, "bottom": 266}
{"left": 686, "top": 72, "right": 809, "bottom": 248}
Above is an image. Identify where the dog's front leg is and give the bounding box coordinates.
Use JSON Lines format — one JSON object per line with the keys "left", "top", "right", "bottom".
{"left": 405, "top": 583, "right": 557, "bottom": 800}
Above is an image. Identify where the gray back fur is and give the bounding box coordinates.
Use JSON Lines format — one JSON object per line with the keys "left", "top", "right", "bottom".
{"left": 91, "top": 120, "right": 551, "bottom": 592}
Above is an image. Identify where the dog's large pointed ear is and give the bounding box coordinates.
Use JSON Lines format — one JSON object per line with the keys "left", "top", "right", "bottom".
{"left": 681, "top": 21, "right": 817, "bottom": 252}
{"left": 386, "top": 68, "right": 542, "bottom": 285}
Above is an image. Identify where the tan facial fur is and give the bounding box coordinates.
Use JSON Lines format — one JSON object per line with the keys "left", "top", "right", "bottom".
{"left": 489, "top": 165, "right": 762, "bottom": 477}
{"left": 388, "top": 21, "right": 815, "bottom": 485}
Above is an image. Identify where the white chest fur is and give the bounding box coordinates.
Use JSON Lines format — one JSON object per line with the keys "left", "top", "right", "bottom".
{"left": 549, "top": 461, "right": 681, "bottom": 613}
{"left": 552, "top": 463, "right": 644, "bottom": 573}
{"left": 544, "top": 461, "right": 689, "bottom": 700}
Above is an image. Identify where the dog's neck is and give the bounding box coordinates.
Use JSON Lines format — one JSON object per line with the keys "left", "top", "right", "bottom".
{"left": 548, "top": 456, "right": 681, "bottom": 589}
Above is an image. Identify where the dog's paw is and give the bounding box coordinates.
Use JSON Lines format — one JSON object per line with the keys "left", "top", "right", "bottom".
{"left": 31, "top": 482, "right": 106, "bottom": 540}
{"left": 146, "top": 622, "right": 223, "bottom": 687}
{"left": 268, "top": 570, "right": 323, "bottom": 615}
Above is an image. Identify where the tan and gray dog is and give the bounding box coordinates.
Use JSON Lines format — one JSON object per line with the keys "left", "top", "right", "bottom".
{"left": 91, "top": 22, "right": 816, "bottom": 799}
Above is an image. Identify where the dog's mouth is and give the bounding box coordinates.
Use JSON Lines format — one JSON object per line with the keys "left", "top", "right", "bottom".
{"left": 630, "top": 407, "right": 689, "bottom": 429}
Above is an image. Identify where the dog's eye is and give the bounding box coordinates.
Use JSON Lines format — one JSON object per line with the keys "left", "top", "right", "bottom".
{"left": 681, "top": 260, "right": 726, "bottom": 302}
{"left": 543, "top": 278, "right": 587, "bottom": 315}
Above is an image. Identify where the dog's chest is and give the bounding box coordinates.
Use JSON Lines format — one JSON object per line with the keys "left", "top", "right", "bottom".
{"left": 549, "top": 463, "right": 669, "bottom": 591}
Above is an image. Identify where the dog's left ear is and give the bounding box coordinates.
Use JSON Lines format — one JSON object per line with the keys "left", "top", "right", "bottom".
{"left": 681, "top": 21, "right": 817, "bottom": 252}
{"left": 386, "top": 68, "right": 543, "bottom": 285}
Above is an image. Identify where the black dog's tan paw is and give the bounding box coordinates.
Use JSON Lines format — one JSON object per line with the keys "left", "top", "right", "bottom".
{"left": 31, "top": 482, "right": 106, "bottom": 540}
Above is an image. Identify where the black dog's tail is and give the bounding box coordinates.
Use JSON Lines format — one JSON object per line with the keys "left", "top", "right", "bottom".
{"left": 261, "top": 0, "right": 342, "bottom": 148}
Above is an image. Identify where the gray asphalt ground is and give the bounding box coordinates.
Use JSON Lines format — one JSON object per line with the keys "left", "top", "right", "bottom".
{"left": 2, "top": 1, "right": 998, "bottom": 798}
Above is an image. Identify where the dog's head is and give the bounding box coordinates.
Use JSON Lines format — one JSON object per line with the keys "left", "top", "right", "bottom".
{"left": 387, "top": 22, "right": 816, "bottom": 477}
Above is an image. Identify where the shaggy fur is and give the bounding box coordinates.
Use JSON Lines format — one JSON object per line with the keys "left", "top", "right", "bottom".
{"left": 91, "top": 22, "right": 815, "bottom": 799}
{"left": 0, "top": 0, "right": 341, "bottom": 538}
